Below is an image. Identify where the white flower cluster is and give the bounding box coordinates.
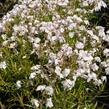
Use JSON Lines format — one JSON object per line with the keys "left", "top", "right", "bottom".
{"left": 0, "top": 0, "right": 108, "bottom": 108}
{"left": 29, "top": 65, "right": 41, "bottom": 79}
{"left": 82, "top": 0, "right": 107, "bottom": 11}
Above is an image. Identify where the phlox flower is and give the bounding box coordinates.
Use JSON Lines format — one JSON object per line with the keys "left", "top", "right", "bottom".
{"left": 31, "top": 65, "right": 41, "bottom": 71}
{"left": 55, "top": 66, "right": 63, "bottom": 79}
{"left": 103, "top": 49, "right": 109, "bottom": 57}
{"left": 36, "top": 85, "right": 46, "bottom": 91}
{"left": 75, "top": 41, "right": 84, "bottom": 49}
{"left": 45, "top": 86, "right": 54, "bottom": 96}
{"left": 31, "top": 99, "right": 39, "bottom": 108}
{"left": 62, "top": 79, "right": 75, "bottom": 90}
{"left": 91, "top": 63, "right": 99, "bottom": 71}
{"left": 29, "top": 72, "right": 36, "bottom": 79}
{"left": 62, "top": 68, "right": 70, "bottom": 78}
{"left": 16, "top": 80, "right": 22, "bottom": 89}
{"left": 46, "top": 98, "right": 53, "bottom": 108}
{"left": 94, "top": 0, "right": 107, "bottom": 11}
{"left": 0, "top": 61, "right": 7, "bottom": 69}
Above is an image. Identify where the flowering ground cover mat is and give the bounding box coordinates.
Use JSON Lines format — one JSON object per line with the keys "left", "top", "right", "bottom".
{"left": 0, "top": 0, "right": 109, "bottom": 109}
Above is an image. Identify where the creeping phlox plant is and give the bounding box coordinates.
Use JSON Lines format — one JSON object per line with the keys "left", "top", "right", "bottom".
{"left": 0, "top": 0, "right": 108, "bottom": 108}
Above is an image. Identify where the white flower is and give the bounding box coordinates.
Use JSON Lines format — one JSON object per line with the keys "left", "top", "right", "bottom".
{"left": 57, "top": 0, "right": 69, "bottom": 6}
{"left": 31, "top": 65, "right": 40, "bottom": 71}
{"left": 2, "top": 40, "right": 9, "bottom": 46}
{"left": 69, "top": 32, "right": 74, "bottom": 38}
{"left": 46, "top": 98, "right": 53, "bottom": 108}
{"left": 61, "top": 44, "right": 73, "bottom": 56}
{"left": 13, "top": 24, "right": 19, "bottom": 32}
{"left": 55, "top": 66, "right": 63, "bottom": 78}
{"left": 91, "top": 63, "right": 99, "bottom": 71}
{"left": 87, "top": 72, "right": 97, "bottom": 82}
{"left": 51, "top": 36, "right": 58, "bottom": 43}
{"left": 75, "top": 41, "right": 84, "bottom": 49}
{"left": 60, "top": 27, "right": 64, "bottom": 33}
{"left": 96, "top": 26, "right": 106, "bottom": 38}
{"left": 48, "top": 52, "right": 57, "bottom": 64}
{"left": 101, "top": 61, "right": 107, "bottom": 67}
{"left": 54, "top": 59, "right": 60, "bottom": 65}
{"left": 106, "top": 30, "right": 109, "bottom": 34}
{"left": 35, "top": 70, "right": 41, "bottom": 74}
{"left": 66, "top": 46, "right": 73, "bottom": 56}
{"left": 31, "top": 99, "right": 39, "bottom": 108}
{"left": 62, "top": 79, "right": 74, "bottom": 90}
{"left": 91, "top": 72, "right": 97, "bottom": 80}
{"left": 78, "top": 50, "right": 93, "bottom": 61}
{"left": 72, "top": 15, "right": 83, "bottom": 22}
{"left": 94, "top": 0, "right": 107, "bottom": 11}
{"left": 29, "top": 72, "right": 36, "bottom": 79}
{"left": 94, "top": 57, "right": 101, "bottom": 62}
{"left": 0, "top": 61, "right": 7, "bottom": 69}
{"left": 87, "top": 29, "right": 100, "bottom": 42}
{"left": 62, "top": 68, "right": 70, "bottom": 77}
{"left": 87, "top": 30, "right": 94, "bottom": 36}
{"left": 45, "top": 86, "right": 54, "bottom": 96}
{"left": 72, "top": 75, "right": 77, "bottom": 81}
{"left": 31, "top": 37, "right": 41, "bottom": 49}
{"left": 105, "top": 67, "right": 109, "bottom": 75}
{"left": 100, "top": 30, "right": 106, "bottom": 38}
{"left": 82, "top": 1, "right": 89, "bottom": 7}
{"left": 1, "top": 34, "right": 7, "bottom": 40}
{"left": 74, "top": 49, "right": 78, "bottom": 54}
{"left": 9, "top": 42, "right": 16, "bottom": 49}
{"left": 94, "top": 79, "right": 102, "bottom": 86}
{"left": 16, "top": 80, "right": 22, "bottom": 89}
{"left": 68, "top": 23, "right": 77, "bottom": 30}
{"left": 79, "top": 25, "right": 86, "bottom": 31}
{"left": 34, "top": 37, "right": 41, "bottom": 44}
{"left": 103, "top": 49, "right": 109, "bottom": 57}
{"left": 36, "top": 85, "right": 46, "bottom": 91}
{"left": 33, "top": 43, "right": 40, "bottom": 49}
{"left": 101, "top": 76, "right": 107, "bottom": 82}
